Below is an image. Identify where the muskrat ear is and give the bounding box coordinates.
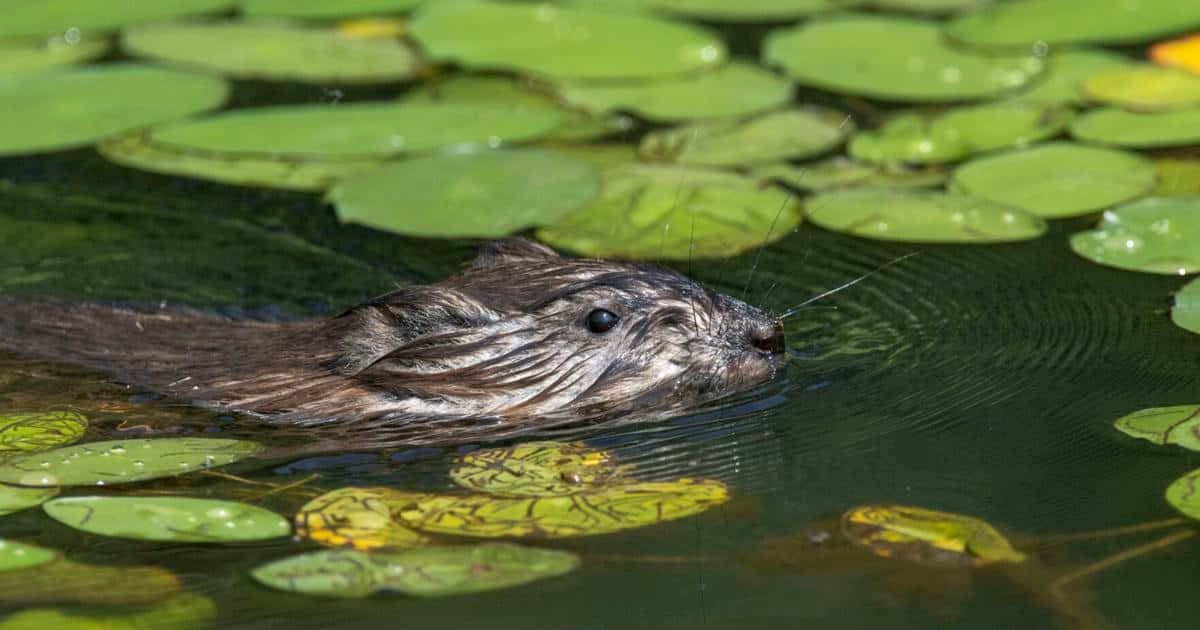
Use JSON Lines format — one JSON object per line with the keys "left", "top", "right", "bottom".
{"left": 471, "top": 238, "right": 561, "bottom": 269}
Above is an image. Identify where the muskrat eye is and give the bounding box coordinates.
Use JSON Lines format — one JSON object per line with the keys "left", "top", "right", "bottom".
{"left": 585, "top": 309, "right": 619, "bottom": 334}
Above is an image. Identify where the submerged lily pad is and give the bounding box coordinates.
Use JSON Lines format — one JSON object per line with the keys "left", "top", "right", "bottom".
{"left": 1175, "top": 278, "right": 1200, "bottom": 335}
{"left": 44, "top": 496, "right": 291, "bottom": 542}
{"left": 0, "top": 0, "right": 234, "bottom": 38}
{"left": 1068, "top": 196, "right": 1200, "bottom": 275}
{"left": 0, "top": 558, "right": 180, "bottom": 605}
{"left": 450, "top": 441, "right": 631, "bottom": 497}
{"left": 295, "top": 487, "right": 430, "bottom": 550}
{"left": 0, "top": 593, "right": 216, "bottom": 630}
{"left": 1083, "top": 66, "right": 1200, "bottom": 111}
{"left": 1166, "top": 469, "right": 1200, "bottom": 520}
{"left": 0, "top": 540, "right": 55, "bottom": 572}
{"left": 0, "top": 411, "right": 86, "bottom": 454}
{"left": 0, "top": 37, "right": 108, "bottom": 76}
{"left": 0, "top": 485, "right": 57, "bottom": 517}
{"left": 639, "top": 107, "right": 851, "bottom": 167}
{"left": 1070, "top": 108, "right": 1200, "bottom": 149}
{"left": 150, "top": 102, "right": 564, "bottom": 158}
{"left": 241, "top": 0, "right": 427, "bottom": 19}
{"left": 841, "top": 505, "right": 1026, "bottom": 567}
{"left": 1113, "top": 405, "right": 1200, "bottom": 451}
{"left": 410, "top": 0, "right": 725, "bottom": 80}
{"left": 1013, "top": 48, "right": 1133, "bottom": 106}
{"left": 946, "top": 0, "right": 1200, "bottom": 47}
{"left": 252, "top": 543, "right": 579, "bottom": 598}
{"left": 0, "top": 64, "right": 229, "bottom": 156}
{"left": 557, "top": 62, "right": 792, "bottom": 122}
{"left": 763, "top": 13, "right": 1041, "bottom": 102}
{"left": 399, "top": 478, "right": 728, "bottom": 538}
{"left": 754, "top": 158, "right": 947, "bottom": 191}
{"left": 122, "top": 21, "right": 422, "bottom": 83}
{"left": 848, "top": 113, "right": 968, "bottom": 165}
{"left": 329, "top": 149, "right": 600, "bottom": 238}
{"left": 0, "top": 438, "right": 262, "bottom": 487}
{"left": 805, "top": 188, "right": 1046, "bottom": 243}
{"left": 536, "top": 163, "right": 801, "bottom": 260}
{"left": 951, "top": 143, "right": 1156, "bottom": 218}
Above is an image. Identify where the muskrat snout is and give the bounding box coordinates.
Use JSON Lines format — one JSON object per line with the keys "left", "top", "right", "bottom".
{"left": 750, "top": 320, "right": 786, "bottom": 357}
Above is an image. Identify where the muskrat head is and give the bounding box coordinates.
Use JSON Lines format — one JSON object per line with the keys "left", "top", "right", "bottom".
{"left": 338, "top": 239, "right": 786, "bottom": 423}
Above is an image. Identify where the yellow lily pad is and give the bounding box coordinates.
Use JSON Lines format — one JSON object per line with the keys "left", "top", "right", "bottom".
{"left": 1166, "top": 469, "right": 1200, "bottom": 520}
{"left": 450, "top": 441, "right": 632, "bottom": 497}
{"left": 0, "top": 410, "right": 86, "bottom": 454}
{"left": 1083, "top": 65, "right": 1200, "bottom": 111}
{"left": 295, "top": 487, "right": 431, "bottom": 550}
{"left": 1113, "top": 405, "right": 1200, "bottom": 451}
{"left": 842, "top": 505, "right": 1026, "bottom": 567}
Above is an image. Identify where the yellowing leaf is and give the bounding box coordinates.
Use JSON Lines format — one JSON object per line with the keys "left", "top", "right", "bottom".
{"left": 842, "top": 505, "right": 1025, "bottom": 567}
{"left": 1151, "top": 33, "right": 1200, "bottom": 75}
{"left": 295, "top": 487, "right": 431, "bottom": 551}
{"left": 449, "top": 441, "right": 632, "bottom": 497}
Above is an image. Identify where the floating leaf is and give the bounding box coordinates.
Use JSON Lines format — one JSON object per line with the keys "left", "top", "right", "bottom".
{"left": 399, "top": 478, "right": 728, "bottom": 538}
{"left": 0, "top": 484, "right": 57, "bottom": 517}
{"left": 0, "top": 438, "right": 262, "bottom": 487}
{"left": 150, "top": 102, "right": 564, "bottom": 158}
{"left": 295, "top": 487, "right": 431, "bottom": 550}
{"left": 0, "top": 558, "right": 180, "bottom": 605}
{"left": 0, "top": 593, "right": 215, "bottom": 630}
{"left": 0, "top": 540, "right": 55, "bottom": 572}
{"left": 328, "top": 149, "right": 600, "bottom": 238}
{"left": 1166, "top": 469, "right": 1200, "bottom": 520}
{"left": 754, "top": 158, "right": 947, "bottom": 191}
{"left": 933, "top": 102, "right": 1073, "bottom": 153}
{"left": 537, "top": 163, "right": 801, "bottom": 260}
{"left": 579, "top": 0, "right": 860, "bottom": 22}
{"left": 1083, "top": 65, "right": 1200, "bottom": 111}
{"left": 0, "top": 64, "right": 229, "bottom": 157}
{"left": 639, "top": 107, "right": 851, "bottom": 167}
{"left": 950, "top": 142, "right": 1156, "bottom": 218}
{"left": 1113, "top": 405, "right": 1200, "bottom": 450}
{"left": 450, "top": 441, "right": 632, "bottom": 497}
{"left": 0, "top": 37, "right": 108, "bottom": 76}
{"left": 557, "top": 62, "right": 792, "bottom": 122}
{"left": 805, "top": 188, "right": 1046, "bottom": 243}
{"left": 44, "top": 496, "right": 291, "bottom": 542}
{"left": 763, "top": 13, "right": 1041, "bottom": 102}
{"left": 0, "top": 410, "right": 86, "bottom": 454}
{"left": 121, "top": 21, "right": 423, "bottom": 84}
{"left": 0, "top": 0, "right": 234, "bottom": 38}
{"left": 946, "top": 0, "right": 1200, "bottom": 47}
{"left": 242, "top": 0, "right": 427, "bottom": 19}
{"left": 1068, "top": 196, "right": 1200, "bottom": 275}
{"left": 867, "top": 0, "right": 986, "bottom": 15}
{"left": 848, "top": 113, "right": 968, "bottom": 165}
{"left": 842, "top": 505, "right": 1026, "bottom": 567}
{"left": 410, "top": 0, "right": 725, "bottom": 80}
{"left": 1012, "top": 48, "right": 1134, "bottom": 106}
{"left": 1156, "top": 155, "right": 1200, "bottom": 196}
{"left": 1151, "top": 33, "right": 1200, "bottom": 75}
{"left": 1175, "top": 277, "right": 1200, "bottom": 335}
{"left": 1070, "top": 107, "right": 1200, "bottom": 148}
{"left": 252, "top": 543, "right": 579, "bottom": 598}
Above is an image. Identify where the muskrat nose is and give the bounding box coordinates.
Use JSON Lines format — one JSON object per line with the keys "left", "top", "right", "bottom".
{"left": 750, "top": 321, "right": 786, "bottom": 355}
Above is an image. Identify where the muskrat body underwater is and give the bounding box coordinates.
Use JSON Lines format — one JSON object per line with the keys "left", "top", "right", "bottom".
{"left": 0, "top": 239, "right": 785, "bottom": 443}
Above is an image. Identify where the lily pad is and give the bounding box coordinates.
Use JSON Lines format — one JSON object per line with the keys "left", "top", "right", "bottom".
{"left": 1113, "top": 405, "right": 1200, "bottom": 451}
{"left": 536, "top": 163, "right": 802, "bottom": 260}
{"left": 328, "top": 149, "right": 600, "bottom": 238}
{"left": 1083, "top": 65, "right": 1200, "bottom": 111}
{"left": 1068, "top": 197, "right": 1200, "bottom": 275}
{"left": 252, "top": 543, "right": 579, "bottom": 598}
{"left": 0, "top": 0, "right": 235, "bottom": 38}
{"left": 0, "top": 540, "right": 55, "bottom": 572}
{"left": 0, "top": 411, "right": 86, "bottom": 454}
{"left": 0, "top": 37, "right": 108, "bottom": 76}
{"left": 398, "top": 478, "right": 728, "bottom": 538}
{"left": 1070, "top": 107, "right": 1200, "bottom": 149}
{"left": 639, "top": 107, "right": 851, "bottom": 167}
{"left": 450, "top": 441, "right": 631, "bottom": 497}
{"left": 1012, "top": 48, "right": 1134, "bottom": 106}
{"left": 241, "top": 0, "right": 427, "bottom": 19}
{"left": 0, "top": 593, "right": 216, "bottom": 630}
{"left": 410, "top": 0, "right": 725, "bottom": 80}
{"left": 950, "top": 142, "right": 1156, "bottom": 218}
{"left": 933, "top": 102, "right": 1073, "bottom": 153}
{"left": 557, "top": 62, "right": 792, "bottom": 122}
{"left": 44, "top": 496, "right": 291, "bottom": 542}
{"left": 1175, "top": 278, "right": 1200, "bottom": 335}
{"left": 122, "top": 21, "right": 423, "bottom": 84}
{"left": 0, "top": 484, "right": 58, "bottom": 517}
{"left": 848, "top": 112, "right": 969, "bottom": 165}
{"left": 1156, "top": 156, "right": 1200, "bottom": 197}
{"left": 754, "top": 158, "right": 947, "bottom": 191}
{"left": 805, "top": 188, "right": 1046, "bottom": 243}
{"left": 0, "top": 558, "right": 180, "bottom": 605}
{"left": 1152, "top": 33, "right": 1200, "bottom": 75}
{"left": 0, "top": 438, "right": 262, "bottom": 487}
{"left": 1166, "top": 469, "right": 1200, "bottom": 520}
{"left": 946, "top": 0, "right": 1200, "bottom": 47}
{"left": 150, "top": 102, "right": 564, "bottom": 158}
{"left": 867, "top": 0, "right": 986, "bottom": 14}
{"left": 763, "top": 13, "right": 1041, "bottom": 102}
{"left": 295, "top": 487, "right": 430, "bottom": 550}
{"left": 841, "top": 504, "right": 1026, "bottom": 567}
{"left": 580, "top": 0, "right": 861, "bottom": 22}
{"left": 0, "top": 63, "right": 230, "bottom": 156}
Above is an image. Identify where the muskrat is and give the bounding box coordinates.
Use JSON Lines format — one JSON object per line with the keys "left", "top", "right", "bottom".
{"left": 0, "top": 238, "right": 786, "bottom": 443}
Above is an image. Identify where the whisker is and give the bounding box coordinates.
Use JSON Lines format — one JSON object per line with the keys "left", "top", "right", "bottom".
{"left": 779, "top": 252, "right": 919, "bottom": 319}
{"left": 742, "top": 191, "right": 793, "bottom": 300}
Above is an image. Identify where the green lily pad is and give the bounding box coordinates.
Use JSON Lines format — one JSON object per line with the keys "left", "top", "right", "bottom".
{"left": 950, "top": 142, "right": 1156, "bottom": 218}
{"left": 44, "top": 496, "right": 291, "bottom": 542}
{"left": 150, "top": 102, "right": 564, "bottom": 158}
{"left": 98, "top": 131, "right": 383, "bottom": 191}
{"left": 1166, "top": 469, "right": 1200, "bottom": 520}
{"left": 946, "top": 0, "right": 1200, "bottom": 47}
{"left": 0, "top": 558, "right": 181, "bottom": 605}
{"left": 410, "top": 0, "right": 725, "bottom": 80}
{"left": 0, "top": 593, "right": 216, "bottom": 630}
{"left": 0, "top": 63, "right": 229, "bottom": 157}
{"left": 241, "top": 0, "right": 427, "bottom": 19}
{"left": 0, "top": 37, "right": 108, "bottom": 76}
{"left": 0, "top": 411, "right": 86, "bottom": 454}
{"left": 805, "top": 188, "right": 1046, "bottom": 243}
{"left": 557, "top": 62, "right": 792, "bottom": 122}
{"left": 121, "top": 21, "right": 423, "bottom": 84}
{"left": 1012, "top": 49, "right": 1133, "bottom": 106}
{"left": 754, "top": 158, "right": 947, "bottom": 191}
{"left": 1113, "top": 405, "right": 1200, "bottom": 451}
{"left": 1069, "top": 197, "right": 1200, "bottom": 275}
{"left": 0, "top": 0, "right": 235, "bottom": 38}
{"left": 536, "top": 163, "right": 802, "bottom": 260}
{"left": 1070, "top": 107, "right": 1200, "bottom": 149}
{"left": 450, "top": 441, "right": 632, "bottom": 497}
{"left": 867, "top": 0, "right": 987, "bottom": 14}
{"left": 0, "top": 540, "right": 55, "bottom": 572}
{"left": 1174, "top": 278, "right": 1200, "bottom": 335}
{"left": 0, "top": 438, "right": 262, "bottom": 487}
{"left": 1083, "top": 65, "right": 1200, "bottom": 111}
{"left": 295, "top": 487, "right": 431, "bottom": 550}
{"left": 763, "top": 13, "right": 1041, "bottom": 102}
{"left": 328, "top": 149, "right": 600, "bottom": 238}
{"left": 252, "top": 543, "right": 579, "bottom": 598}
{"left": 934, "top": 102, "right": 1073, "bottom": 153}
{"left": 639, "top": 107, "right": 851, "bottom": 167}
{"left": 842, "top": 505, "right": 1025, "bottom": 567}
{"left": 0, "top": 484, "right": 58, "bottom": 517}
{"left": 579, "top": 0, "right": 862, "bottom": 22}
{"left": 848, "top": 113, "right": 968, "bottom": 165}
